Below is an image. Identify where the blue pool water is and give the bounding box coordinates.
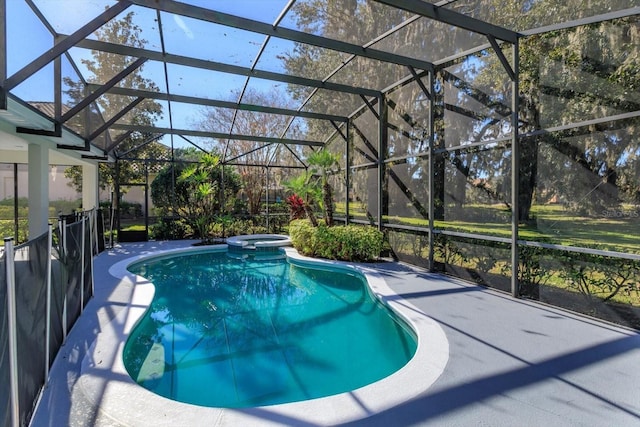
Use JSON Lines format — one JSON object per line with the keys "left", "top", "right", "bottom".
{"left": 124, "top": 249, "right": 416, "bottom": 408}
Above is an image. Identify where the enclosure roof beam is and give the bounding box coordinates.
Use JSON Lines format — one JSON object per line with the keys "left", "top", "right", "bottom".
{"left": 90, "top": 85, "right": 349, "bottom": 123}
{"left": 372, "top": 0, "right": 519, "bottom": 43}
{"left": 111, "top": 124, "right": 325, "bottom": 147}
{"left": 407, "top": 66, "right": 431, "bottom": 100}
{"left": 225, "top": 143, "right": 274, "bottom": 164}
{"left": 117, "top": 133, "right": 164, "bottom": 157}
{"left": 61, "top": 57, "right": 147, "bottom": 124}
{"left": 177, "top": 135, "right": 209, "bottom": 154}
{"left": 3, "top": 1, "right": 132, "bottom": 91}
{"left": 87, "top": 96, "right": 144, "bottom": 143}
{"left": 349, "top": 68, "right": 429, "bottom": 122}
{"left": 351, "top": 122, "right": 379, "bottom": 161}
{"left": 105, "top": 130, "right": 133, "bottom": 153}
{"left": 330, "top": 121, "right": 347, "bottom": 142}
{"left": 487, "top": 36, "right": 515, "bottom": 81}
{"left": 441, "top": 69, "right": 512, "bottom": 117}
{"left": 360, "top": 94, "right": 380, "bottom": 120}
{"left": 428, "top": 7, "right": 640, "bottom": 82}
{"left": 75, "top": 38, "right": 380, "bottom": 97}
{"left": 131, "top": 0, "right": 435, "bottom": 72}
{"left": 521, "top": 6, "right": 640, "bottom": 36}
{"left": 225, "top": 162, "right": 306, "bottom": 169}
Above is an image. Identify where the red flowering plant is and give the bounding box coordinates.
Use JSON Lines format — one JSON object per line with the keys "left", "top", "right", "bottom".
{"left": 286, "top": 194, "right": 306, "bottom": 220}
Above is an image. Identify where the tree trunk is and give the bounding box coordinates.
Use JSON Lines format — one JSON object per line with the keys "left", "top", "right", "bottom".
{"left": 304, "top": 201, "right": 318, "bottom": 227}
{"left": 323, "top": 181, "right": 334, "bottom": 226}
{"left": 433, "top": 72, "right": 446, "bottom": 221}
{"left": 518, "top": 135, "right": 539, "bottom": 222}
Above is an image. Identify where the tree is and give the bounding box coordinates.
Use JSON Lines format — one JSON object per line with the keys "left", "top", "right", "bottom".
{"left": 284, "top": 2, "right": 482, "bottom": 222}
{"left": 195, "top": 87, "right": 305, "bottom": 215}
{"left": 149, "top": 147, "right": 208, "bottom": 213}
{"left": 284, "top": 1, "right": 640, "bottom": 225}
{"left": 284, "top": 1, "right": 419, "bottom": 133}
{"left": 64, "top": 11, "right": 164, "bottom": 194}
{"left": 175, "top": 153, "right": 242, "bottom": 241}
{"left": 177, "top": 153, "right": 219, "bottom": 241}
{"left": 469, "top": 11, "right": 640, "bottom": 219}
{"left": 307, "top": 149, "right": 340, "bottom": 226}
{"left": 151, "top": 151, "right": 242, "bottom": 239}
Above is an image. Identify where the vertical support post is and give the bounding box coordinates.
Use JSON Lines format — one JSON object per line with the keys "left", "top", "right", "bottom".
{"left": 109, "top": 188, "right": 115, "bottom": 248}
{"left": 428, "top": 71, "right": 436, "bottom": 272}
{"left": 220, "top": 165, "right": 226, "bottom": 237}
{"left": 144, "top": 165, "right": 149, "bottom": 238}
{"left": 0, "top": 0, "right": 7, "bottom": 110}
{"left": 5, "top": 238, "right": 19, "bottom": 427}
{"left": 114, "top": 159, "right": 121, "bottom": 239}
{"left": 345, "top": 120, "right": 350, "bottom": 225}
{"left": 61, "top": 217, "right": 67, "bottom": 341}
{"left": 45, "top": 224, "right": 52, "bottom": 381}
{"left": 90, "top": 208, "right": 96, "bottom": 255}
{"left": 28, "top": 143, "right": 49, "bottom": 240}
{"left": 170, "top": 134, "right": 176, "bottom": 223}
{"left": 265, "top": 166, "right": 270, "bottom": 232}
{"left": 511, "top": 41, "right": 520, "bottom": 298}
{"left": 13, "top": 163, "right": 18, "bottom": 241}
{"left": 378, "top": 94, "right": 388, "bottom": 230}
{"left": 90, "top": 210, "right": 95, "bottom": 296}
{"left": 81, "top": 162, "right": 99, "bottom": 213}
{"left": 80, "top": 215, "right": 85, "bottom": 313}
{"left": 54, "top": 35, "right": 62, "bottom": 125}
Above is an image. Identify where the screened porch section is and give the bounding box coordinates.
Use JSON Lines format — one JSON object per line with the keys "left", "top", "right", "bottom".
{"left": 0, "top": 0, "right": 639, "bottom": 414}
{"left": 1, "top": 1, "right": 640, "bottom": 426}
{"left": 2, "top": 0, "right": 639, "bottom": 332}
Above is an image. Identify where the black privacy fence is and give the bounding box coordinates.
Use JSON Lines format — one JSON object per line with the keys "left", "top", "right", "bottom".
{"left": 0, "top": 209, "right": 99, "bottom": 427}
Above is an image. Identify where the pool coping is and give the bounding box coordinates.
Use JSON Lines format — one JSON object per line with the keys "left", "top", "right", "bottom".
{"left": 78, "top": 245, "right": 449, "bottom": 426}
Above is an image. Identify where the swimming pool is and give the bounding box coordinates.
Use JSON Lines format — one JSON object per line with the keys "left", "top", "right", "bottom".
{"left": 123, "top": 248, "right": 417, "bottom": 408}
{"left": 78, "top": 244, "right": 448, "bottom": 426}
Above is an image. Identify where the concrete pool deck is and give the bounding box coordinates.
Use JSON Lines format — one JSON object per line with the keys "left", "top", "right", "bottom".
{"left": 31, "top": 240, "right": 640, "bottom": 426}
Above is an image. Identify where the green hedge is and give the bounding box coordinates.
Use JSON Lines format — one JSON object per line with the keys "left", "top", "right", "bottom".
{"left": 289, "top": 219, "right": 384, "bottom": 262}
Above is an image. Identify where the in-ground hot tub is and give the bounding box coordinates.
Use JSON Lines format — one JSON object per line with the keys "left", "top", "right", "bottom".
{"left": 226, "top": 233, "right": 291, "bottom": 250}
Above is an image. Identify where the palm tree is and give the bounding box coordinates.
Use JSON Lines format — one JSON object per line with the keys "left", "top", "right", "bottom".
{"left": 177, "top": 153, "right": 221, "bottom": 241}
{"left": 307, "top": 149, "right": 339, "bottom": 226}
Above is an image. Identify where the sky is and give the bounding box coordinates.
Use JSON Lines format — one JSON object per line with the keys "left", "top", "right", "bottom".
{"left": 5, "top": 0, "right": 303, "bottom": 149}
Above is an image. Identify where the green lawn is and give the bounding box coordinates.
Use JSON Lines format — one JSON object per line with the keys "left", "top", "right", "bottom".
{"left": 526, "top": 204, "right": 640, "bottom": 253}
{"left": 341, "top": 202, "right": 640, "bottom": 254}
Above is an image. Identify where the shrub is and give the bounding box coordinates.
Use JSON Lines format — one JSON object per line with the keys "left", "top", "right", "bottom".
{"left": 288, "top": 219, "right": 317, "bottom": 256}
{"left": 285, "top": 194, "right": 306, "bottom": 220}
{"left": 213, "top": 218, "right": 267, "bottom": 237}
{"left": 119, "top": 200, "right": 143, "bottom": 218}
{"left": 151, "top": 217, "right": 190, "bottom": 240}
{"left": 289, "top": 219, "right": 384, "bottom": 262}
{"left": 558, "top": 250, "right": 640, "bottom": 306}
